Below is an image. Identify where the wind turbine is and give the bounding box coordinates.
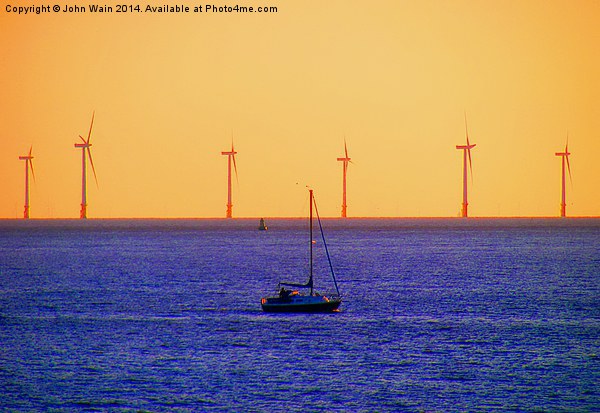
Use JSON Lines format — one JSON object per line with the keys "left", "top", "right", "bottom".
{"left": 221, "top": 139, "right": 238, "bottom": 218}
{"left": 555, "top": 137, "right": 572, "bottom": 218}
{"left": 18, "top": 146, "right": 35, "bottom": 219}
{"left": 336, "top": 139, "right": 351, "bottom": 218}
{"left": 74, "top": 112, "right": 98, "bottom": 219}
{"left": 455, "top": 113, "right": 476, "bottom": 218}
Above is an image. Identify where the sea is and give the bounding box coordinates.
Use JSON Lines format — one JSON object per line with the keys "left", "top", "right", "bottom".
{"left": 0, "top": 218, "right": 598, "bottom": 412}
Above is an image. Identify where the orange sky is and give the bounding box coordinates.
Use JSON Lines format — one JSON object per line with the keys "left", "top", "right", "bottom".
{"left": 1, "top": 0, "right": 599, "bottom": 218}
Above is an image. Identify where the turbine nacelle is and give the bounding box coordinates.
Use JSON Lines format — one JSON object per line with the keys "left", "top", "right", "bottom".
{"left": 75, "top": 136, "right": 92, "bottom": 148}
{"left": 456, "top": 144, "right": 476, "bottom": 150}
{"left": 19, "top": 146, "right": 34, "bottom": 161}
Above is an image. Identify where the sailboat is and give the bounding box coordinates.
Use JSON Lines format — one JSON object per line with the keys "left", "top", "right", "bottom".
{"left": 258, "top": 218, "right": 268, "bottom": 231}
{"left": 261, "top": 189, "right": 342, "bottom": 313}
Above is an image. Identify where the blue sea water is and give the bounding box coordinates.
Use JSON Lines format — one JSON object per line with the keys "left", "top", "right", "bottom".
{"left": 0, "top": 218, "right": 598, "bottom": 412}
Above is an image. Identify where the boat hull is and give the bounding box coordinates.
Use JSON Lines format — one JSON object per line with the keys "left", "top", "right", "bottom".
{"left": 261, "top": 297, "right": 341, "bottom": 313}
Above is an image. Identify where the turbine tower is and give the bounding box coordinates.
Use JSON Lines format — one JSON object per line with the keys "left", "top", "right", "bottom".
{"left": 455, "top": 114, "right": 476, "bottom": 218}
{"left": 336, "top": 139, "right": 351, "bottom": 218}
{"left": 555, "top": 137, "right": 572, "bottom": 218}
{"left": 221, "top": 140, "right": 238, "bottom": 218}
{"left": 18, "top": 146, "right": 35, "bottom": 219}
{"left": 74, "top": 112, "right": 98, "bottom": 219}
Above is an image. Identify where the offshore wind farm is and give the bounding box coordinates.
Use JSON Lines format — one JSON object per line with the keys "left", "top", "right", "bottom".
{"left": 8, "top": 117, "right": 587, "bottom": 219}
{"left": 6, "top": 120, "right": 593, "bottom": 219}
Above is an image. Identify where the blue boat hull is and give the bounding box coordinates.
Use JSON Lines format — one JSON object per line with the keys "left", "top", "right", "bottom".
{"left": 261, "top": 297, "right": 341, "bottom": 313}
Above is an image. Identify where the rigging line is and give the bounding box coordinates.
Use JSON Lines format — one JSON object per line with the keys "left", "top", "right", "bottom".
{"left": 312, "top": 197, "right": 341, "bottom": 297}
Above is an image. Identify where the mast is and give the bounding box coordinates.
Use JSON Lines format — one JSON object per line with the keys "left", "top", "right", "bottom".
{"left": 226, "top": 154, "right": 232, "bottom": 218}
{"left": 342, "top": 162, "right": 347, "bottom": 217}
{"left": 309, "top": 189, "right": 314, "bottom": 295}
{"left": 462, "top": 148, "right": 468, "bottom": 217}
{"left": 24, "top": 159, "right": 30, "bottom": 219}
{"left": 560, "top": 155, "right": 566, "bottom": 217}
{"left": 81, "top": 146, "right": 87, "bottom": 219}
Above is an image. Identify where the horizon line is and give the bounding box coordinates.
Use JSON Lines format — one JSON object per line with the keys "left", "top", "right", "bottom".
{"left": 2, "top": 215, "right": 600, "bottom": 221}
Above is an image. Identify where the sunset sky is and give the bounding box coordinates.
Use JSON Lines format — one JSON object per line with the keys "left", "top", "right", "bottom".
{"left": 1, "top": 0, "right": 599, "bottom": 218}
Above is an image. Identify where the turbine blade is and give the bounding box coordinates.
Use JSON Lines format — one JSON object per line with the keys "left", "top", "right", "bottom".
{"left": 28, "top": 145, "right": 33, "bottom": 157}
{"left": 87, "top": 111, "right": 95, "bottom": 143}
{"left": 230, "top": 133, "right": 238, "bottom": 184}
{"left": 79, "top": 135, "right": 86, "bottom": 144}
{"left": 29, "top": 159, "right": 36, "bottom": 183}
{"left": 464, "top": 110, "right": 469, "bottom": 145}
{"left": 464, "top": 111, "right": 473, "bottom": 183}
{"left": 232, "top": 154, "right": 239, "bottom": 185}
{"left": 87, "top": 147, "right": 99, "bottom": 188}
{"left": 344, "top": 139, "right": 348, "bottom": 159}
{"left": 565, "top": 133, "right": 572, "bottom": 185}
{"left": 468, "top": 148, "right": 473, "bottom": 183}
